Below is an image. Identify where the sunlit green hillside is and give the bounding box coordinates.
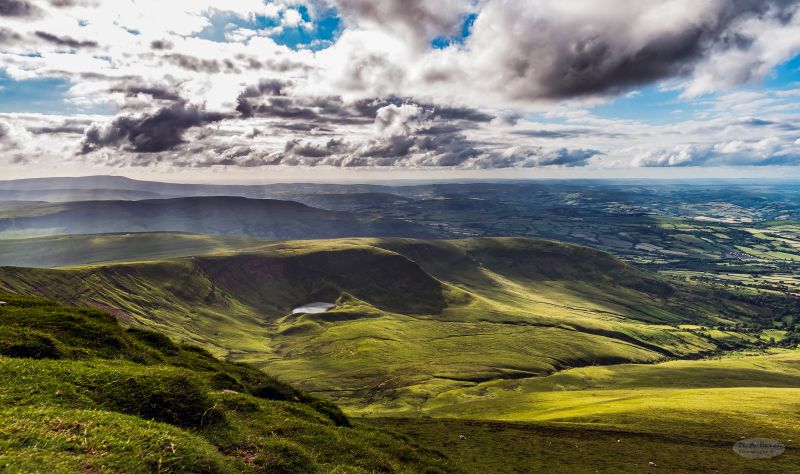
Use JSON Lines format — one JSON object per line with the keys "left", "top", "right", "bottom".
{"left": 2, "top": 235, "right": 794, "bottom": 415}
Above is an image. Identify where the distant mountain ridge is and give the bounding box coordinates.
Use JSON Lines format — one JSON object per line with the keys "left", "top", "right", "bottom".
{"left": 0, "top": 196, "right": 437, "bottom": 239}
{"left": 0, "top": 175, "right": 394, "bottom": 201}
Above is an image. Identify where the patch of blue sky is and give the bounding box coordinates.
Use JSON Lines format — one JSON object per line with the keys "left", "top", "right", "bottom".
{"left": 196, "top": 5, "right": 340, "bottom": 50}
{"left": 0, "top": 71, "right": 71, "bottom": 113}
{"left": 592, "top": 85, "right": 709, "bottom": 124}
{"left": 593, "top": 53, "right": 800, "bottom": 124}
{"left": 0, "top": 70, "right": 112, "bottom": 115}
{"left": 764, "top": 53, "right": 800, "bottom": 89}
{"left": 431, "top": 13, "right": 477, "bottom": 49}
{"left": 271, "top": 6, "right": 341, "bottom": 50}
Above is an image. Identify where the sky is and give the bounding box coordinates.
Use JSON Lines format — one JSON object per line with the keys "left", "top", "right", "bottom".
{"left": 0, "top": 0, "right": 799, "bottom": 183}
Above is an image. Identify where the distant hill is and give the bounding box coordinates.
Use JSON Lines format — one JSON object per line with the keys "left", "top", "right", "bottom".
{"left": 0, "top": 188, "right": 163, "bottom": 202}
{"left": 0, "top": 196, "right": 438, "bottom": 239}
{"left": 0, "top": 175, "right": 394, "bottom": 201}
{"left": 0, "top": 232, "right": 270, "bottom": 268}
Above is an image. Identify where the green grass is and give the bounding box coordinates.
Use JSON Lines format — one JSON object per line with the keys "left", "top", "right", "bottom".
{"left": 415, "top": 351, "right": 800, "bottom": 440}
{"left": 363, "top": 352, "right": 800, "bottom": 472}
{"left": 0, "top": 294, "right": 455, "bottom": 473}
{"left": 3, "top": 236, "right": 800, "bottom": 472}
{"left": 365, "top": 417, "right": 800, "bottom": 474}
{"left": 2, "top": 236, "right": 795, "bottom": 415}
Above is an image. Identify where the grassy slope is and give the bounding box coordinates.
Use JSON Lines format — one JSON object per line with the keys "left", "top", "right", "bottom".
{"left": 0, "top": 236, "right": 790, "bottom": 415}
{"left": 0, "top": 293, "right": 453, "bottom": 473}
{"left": 364, "top": 350, "right": 800, "bottom": 473}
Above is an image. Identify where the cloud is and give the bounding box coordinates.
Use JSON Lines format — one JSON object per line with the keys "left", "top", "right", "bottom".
{"left": 34, "top": 31, "right": 98, "bottom": 48}
{"left": 0, "top": 121, "right": 11, "bottom": 142}
{"left": 332, "top": 0, "right": 474, "bottom": 47}
{"left": 80, "top": 102, "right": 229, "bottom": 153}
{"left": 0, "top": 0, "right": 38, "bottom": 17}
{"left": 0, "top": 27, "right": 22, "bottom": 44}
{"left": 150, "top": 40, "right": 173, "bottom": 50}
{"left": 261, "top": 102, "right": 586, "bottom": 169}
{"left": 162, "top": 53, "right": 240, "bottom": 74}
{"left": 634, "top": 138, "right": 800, "bottom": 167}
{"left": 472, "top": 147, "right": 602, "bottom": 169}
{"left": 271, "top": 103, "right": 482, "bottom": 168}
{"left": 448, "top": 0, "right": 800, "bottom": 101}
{"left": 374, "top": 103, "right": 426, "bottom": 135}
{"left": 513, "top": 128, "right": 625, "bottom": 139}
{"left": 1, "top": 0, "right": 799, "bottom": 175}
{"left": 110, "top": 85, "right": 184, "bottom": 102}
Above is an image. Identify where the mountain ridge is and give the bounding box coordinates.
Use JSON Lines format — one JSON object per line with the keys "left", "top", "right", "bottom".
{"left": 0, "top": 196, "right": 437, "bottom": 239}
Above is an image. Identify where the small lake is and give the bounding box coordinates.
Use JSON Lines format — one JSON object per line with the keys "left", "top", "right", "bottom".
{"left": 292, "top": 302, "right": 335, "bottom": 314}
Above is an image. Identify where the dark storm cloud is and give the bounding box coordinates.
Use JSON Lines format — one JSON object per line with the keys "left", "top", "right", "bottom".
{"left": 162, "top": 53, "right": 298, "bottom": 75}
{"left": 150, "top": 40, "right": 173, "bottom": 50}
{"left": 429, "top": 105, "right": 494, "bottom": 123}
{"left": 238, "top": 79, "right": 289, "bottom": 98}
{"left": 80, "top": 102, "right": 230, "bottom": 154}
{"left": 235, "top": 55, "right": 310, "bottom": 73}
{"left": 466, "top": 0, "right": 800, "bottom": 100}
{"left": 238, "top": 91, "right": 357, "bottom": 123}
{"left": 35, "top": 31, "right": 98, "bottom": 48}
{"left": 0, "top": 0, "right": 38, "bottom": 17}
{"left": 30, "top": 125, "right": 86, "bottom": 135}
{"left": 236, "top": 83, "right": 495, "bottom": 135}
{"left": 333, "top": 0, "right": 472, "bottom": 45}
{"left": 273, "top": 122, "right": 482, "bottom": 168}
{"left": 163, "top": 53, "right": 240, "bottom": 74}
{"left": 236, "top": 79, "right": 290, "bottom": 118}
{"left": 229, "top": 79, "right": 503, "bottom": 167}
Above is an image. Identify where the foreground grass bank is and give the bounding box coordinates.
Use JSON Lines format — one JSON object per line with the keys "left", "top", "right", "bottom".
{"left": 0, "top": 294, "right": 453, "bottom": 473}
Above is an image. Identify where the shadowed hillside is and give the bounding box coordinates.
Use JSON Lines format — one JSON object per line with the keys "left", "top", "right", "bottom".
{"left": 0, "top": 232, "right": 269, "bottom": 268}
{"left": 0, "top": 197, "right": 437, "bottom": 239}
